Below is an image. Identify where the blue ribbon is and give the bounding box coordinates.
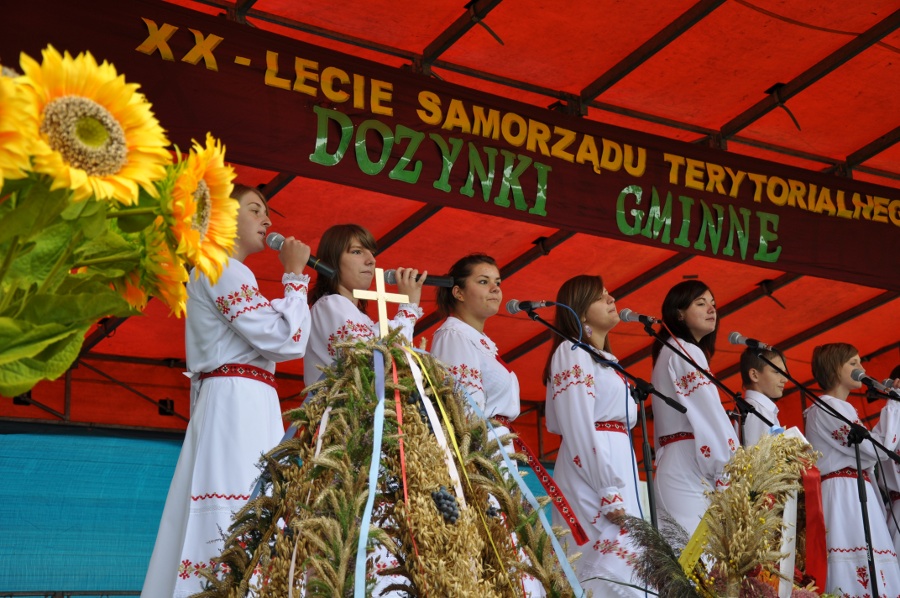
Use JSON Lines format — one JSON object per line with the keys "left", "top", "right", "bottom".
{"left": 354, "top": 350, "right": 387, "bottom": 597}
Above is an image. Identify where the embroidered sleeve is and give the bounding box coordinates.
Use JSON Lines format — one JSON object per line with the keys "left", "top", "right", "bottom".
{"left": 206, "top": 263, "right": 311, "bottom": 361}
{"left": 388, "top": 302, "right": 423, "bottom": 342}
{"left": 282, "top": 272, "right": 310, "bottom": 297}
{"left": 667, "top": 342, "right": 738, "bottom": 481}
{"left": 550, "top": 343, "right": 628, "bottom": 500}
{"left": 432, "top": 329, "right": 486, "bottom": 412}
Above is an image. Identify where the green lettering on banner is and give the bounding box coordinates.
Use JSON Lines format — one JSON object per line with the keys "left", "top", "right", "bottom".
{"left": 495, "top": 150, "right": 533, "bottom": 211}
{"left": 309, "top": 106, "right": 352, "bottom": 166}
{"left": 723, "top": 205, "right": 751, "bottom": 259}
{"left": 674, "top": 195, "right": 693, "bottom": 248}
{"left": 754, "top": 212, "right": 782, "bottom": 263}
{"left": 460, "top": 143, "right": 498, "bottom": 201}
{"left": 388, "top": 125, "right": 425, "bottom": 184}
{"left": 640, "top": 187, "right": 673, "bottom": 244}
{"left": 529, "top": 161, "right": 551, "bottom": 216}
{"left": 694, "top": 200, "right": 724, "bottom": 255}
{"left": 355, "top": 119, "right": 393, "bottom": 175}
{"left": 616, "top": 185, "right": 644, "bottom": 235}
{"left": 429, "top": 134, "right": 464, "bottom": 193}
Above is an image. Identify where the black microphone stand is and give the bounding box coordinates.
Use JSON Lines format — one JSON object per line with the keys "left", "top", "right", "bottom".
{"left": 522, "top": 307, "right": 685, "bottom": 530}
{"left": 756, "top": 352, "right": 900, "bottom": 598}
{"left": 637, "top": 322, "right": 775, "bottom": 441}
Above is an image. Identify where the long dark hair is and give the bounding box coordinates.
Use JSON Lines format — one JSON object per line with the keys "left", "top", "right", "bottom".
{"left": 542, "top": 275, "right": 610, "bottom": 384}
{"left": 309, "top": 224, "right": 377, "bottom": 308}
{"left": 435, "top": 253, "right": 498, "bottom": 317}
{"left": 651, "top": 280, "right": 717, "bottom": 364}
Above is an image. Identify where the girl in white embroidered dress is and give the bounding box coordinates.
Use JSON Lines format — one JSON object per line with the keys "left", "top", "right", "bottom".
{"left": 805, "top": 343, "right": 900, "bottom": 598}
{"left": 650, "top": 280, "right": 738, "bottom": 538}
{"left": 143, "top": 185, "right": 313, "bottom": 597}
{"left": 543, "top": 275, "right": 647, "bottom": 597}
{"left": 303, "top": 223, "right": 424, "bottom": 596}
{"left": 430, "top": 254, "right": 544, "bottom": 597}
{"left": 303, "top": 224, "right": 425, "bottom": 384}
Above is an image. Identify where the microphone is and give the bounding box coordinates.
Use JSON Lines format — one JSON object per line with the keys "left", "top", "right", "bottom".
{"left": 266, "top": 232, "right": 336, "bottom": 279}
{"left": 728, "top": 332, "right": 775, "bottom": 351}
{"left": 506, "top": 299, "right": 555, "bottom": 315}
{"left": 852, "top": 369, "right": 900, "bottom": 398}
{"left": 383, "top": 269, "right": 454, "bottom": 288}
{"left": 618, "top": 308, "right": 659, "bottom": 325}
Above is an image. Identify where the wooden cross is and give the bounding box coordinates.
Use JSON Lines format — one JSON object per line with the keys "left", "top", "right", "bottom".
{"left": 353, "top": 267, "right": 409, "bottom": 338}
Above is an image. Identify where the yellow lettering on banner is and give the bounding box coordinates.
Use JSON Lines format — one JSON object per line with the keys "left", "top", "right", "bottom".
{"left": 550, "top": 126, "right": 576, "bottom": 162}
{"left": 501, "top": 112, "right": 527, "bottom": 147}
{"left": 748, "top": 173, "right": 767, "bottom": 203}
{"left": 417, "top": 91, "right": 442, "bottom": 125}
{"left": 575, "top": 136, "right": 601, "bottom": 173}
{"left": 136, "top": 18, "right": 177, "bottom": 61}
{"left": 873, "top": 196, "right": 890, "bottom": 223}
{"left": 292, "top": 57, "right": 319, "bottom": 95}
{"left": 684, "top": 158, "right": 705, "bottom": 191}
{"left": 526, "top": 119, "right": 552, "bottom": 155}
{"left": 321, "top": 66, "right": 350, "bottom": 102}
{"left": 663, "top": 153, "right": 685, "bottom": 185}
{"left": 353, "top": 74, "right": 366, "bottom": 110}
{"left": 706, "top": 162, "right": 726, "bottom": 195}
{"left": 835, "top": 190, "right": 854, "bottom": 219}
{"left": 443, "top": 99, "right": 472, "bottom": 133}
{"left": 787, "top": 179, "right": 808, "bottom": 211}
{"left": 890, "top": 199, "right": 900, "bottom": 226}
{"left": 182, "top": 29, "right": 223, "bottom": 70}
{"left": 265, "top": 51, "right": 291, "bottom": 90}
{"left": 852, "top": 193, "right": 874, "bottom": 220}
{"left": 725, "top": 167, "right": 745, "bottom": 198}
{"left": 370, "top": 79, "right": 393, "bottom": 116}
{"left": 473, "top": 106, "right": 500, "bottom": 140}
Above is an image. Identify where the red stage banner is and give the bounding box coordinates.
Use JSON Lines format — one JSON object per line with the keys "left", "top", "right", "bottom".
{"left": 3, "top": 0, "right": 898, "bottom": 290}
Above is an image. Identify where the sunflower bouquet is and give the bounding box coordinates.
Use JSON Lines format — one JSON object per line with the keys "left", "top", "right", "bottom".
{"left": 0, "top": 45, "right": 239, "bottom": 397}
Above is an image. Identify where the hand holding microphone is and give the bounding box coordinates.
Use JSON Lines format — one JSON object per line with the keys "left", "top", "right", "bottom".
{"left": 266, "top": 232, "right": 334, "bottom": 278}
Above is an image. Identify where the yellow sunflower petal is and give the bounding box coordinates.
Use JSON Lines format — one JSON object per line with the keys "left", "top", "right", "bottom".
{"left": 0, "top": 68, "right": 34, "bottom": 187}
{"left": 17, "top": 45, "right": 171, "bottom": 205}
{"left": 162, "top": 133, "right": 236, "bottom": 285}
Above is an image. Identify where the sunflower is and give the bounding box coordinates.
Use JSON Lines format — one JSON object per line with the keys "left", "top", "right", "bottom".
{"left": 17, "top": 45, "right": 171, "bottom": 205}
{"left": 163, "top": 132, "right": 237, "bottom": 284}
{"left": 113, "top": 220, "right": 189, "bottom": 317}
{"left": 0, "top": 65, "right": 33, "bottom": 189}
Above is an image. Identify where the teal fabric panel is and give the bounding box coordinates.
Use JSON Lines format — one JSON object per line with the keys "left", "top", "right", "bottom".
{"left": 0, "top": 433, "right": 181, "bottom": 592}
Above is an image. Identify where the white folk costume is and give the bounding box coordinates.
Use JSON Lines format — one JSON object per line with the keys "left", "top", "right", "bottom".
{"left": 741, "top": 388, "right": 782, "bottom": 447}
{"left": 143, "top": 261, "right": 311, "bottom": 598}
{"left": 650, "top": 338, "right": 738, "bottom": 537}
{"left": 545, "top": 341, "right": 646, "bottom": 597}
{"left": 431, "top": 316, "right": 544, "bottom": 597}
{"left": 304, "top": 293, "right": 421, "bottom": 384}
{"left": 805, "top": 396, "right": 900, "bottom": 598}
{"left": 305, "top": 292, "right": 421, "bottom": 596}
{"left": 879, "top": 441, "right": 900, "bottom": 558}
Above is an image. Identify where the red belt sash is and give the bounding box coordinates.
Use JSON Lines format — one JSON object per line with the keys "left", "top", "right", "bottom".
{"left": 594, "top": 420, "right": 627, "bottom": 434}
{"left": 659, "top": 431, "right": 694, "bottom": 447}
{"left": 199, "top": 363, "right": 277, "bottom": 389}
{"left": 493, "top": 415, "right": 589, "bottom": 546}
{"left": 802, "top": 466, "right": 827, "bottom": 591}
{"left": 821, "top": 466, "right": 870, "bottom": 483}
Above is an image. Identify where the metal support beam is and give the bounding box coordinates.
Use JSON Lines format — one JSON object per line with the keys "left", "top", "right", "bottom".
{"left": 720, "top": 8, "right": 900, "bottom": 138}
{"left": 375, "top": 205, "right": 443, "bottom": 253}
{"left": 423, "top": 0, "right": 505, "bottom": 65}
{"left": 77, "top": 360, "right": 190, "bottom": 422}
{"left": 847, "top": 125, "right": 900, "bottom": 168}
{"left": 581, "top": 0, "right": 726, "bottom": 102}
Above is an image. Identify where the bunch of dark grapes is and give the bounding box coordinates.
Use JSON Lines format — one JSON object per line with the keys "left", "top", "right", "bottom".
{"left": 406, "top": 389, "right": 434, "bottom": 434}
{"left": 431, "top": 486, "right": 459, "bottom": 524}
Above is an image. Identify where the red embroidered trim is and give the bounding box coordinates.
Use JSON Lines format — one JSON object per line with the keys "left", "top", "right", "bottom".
{"left": 821, "top": 466, "right": 870, "bottom": 483}
{"left": 199, "top": 363, "right": 277, "bottom": 389}
{"left": 327, "top": 319, "right": 375, "bottom": 356}
{"left": 659, "top": 431, "right": 694, "bottom": 446}
{"left": 600, "top": 493, "right": 624, "bottom": 507}
{"left": 191, "top": 492, "right": 251, "bottom": 501}
{"left": 285, "top": 282, "right": 307, "bottom": 292}
{"left": 594, "top": 421, "right": 627, "bottom": 433}
{"left": 674, "top": 370, "right": 713, "bottom": 397}
{"left": 827, "top": 545, "right": 897, "bottom": 557}
{"left": 447, "top": 363, "right": 483, "bottom": 393}
{"left": 229, "top": 301, "right": 271, "bottom": 322}
{"left": 551, "top": 365, "right": 596, "bottom": 401}
{"left": 493, "top": 415, "right": 589, "bottom": 546}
